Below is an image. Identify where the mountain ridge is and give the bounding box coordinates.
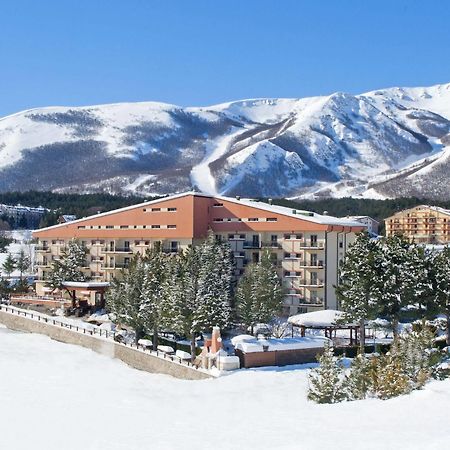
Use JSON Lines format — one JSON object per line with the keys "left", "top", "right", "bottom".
{"left": 1, "top": 82, "right": 449, "bottom": 200}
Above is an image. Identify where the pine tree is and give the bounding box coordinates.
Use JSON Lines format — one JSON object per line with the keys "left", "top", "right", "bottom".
{"left": 2, "top": 253, "right": 16, "bottom": 277}
{"left": 375, "top": 235, "right": 415, "bottom": 339}
{"left": 47, "top": 239, "right": 89, "bottom": 292}
{"left": 344, "top": 354, "right": 371, "bottom": 400}
{"left": 376, "top": 354, "right": 412, "bottom": 400}
{"left": 107, "top": 254, "right": 147, "bottom": 344}
{"left": 141, "top": 242, "right": 168, "bottom": 350}
{"left": 432, "top": 246, "right": 450, "bottom": 345}
{"left": 193, "top": 231, "right": 232, "bottom": 333}
{"left": 15, "top": 249, "right": 30, "bottom": 281}
{"left": 236, "top": 249, "right": 283, "bottom": 334}
{"left": 308, "top": 342, "right": 347, "bottom": 404}
{"left": 336, "top": 232, "right": 380, "bottom": 352}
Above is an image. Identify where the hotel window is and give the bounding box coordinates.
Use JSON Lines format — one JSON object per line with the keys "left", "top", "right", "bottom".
{"left": 213, "top": 218, "right": 223, "bottom": 222}
{"left": 106, "top": 225, "right": 113, "bottom": 229}
{"left": 213, "top": 203, "right": 223, "bottom": 207}
{"left": 151, "top": 208, "right": 161, "bottom": 212}
{"left": 134, "top": 241, "right": 140, "bottom": 245}
{"left": 167, "top": 225, "right": 177, "bottom": 229}
{"left": 168, "top": 207, "right": 177, "bottom": 212}
{"left": 248, "top": 218, "right": 258, "bottom": 222}
{"left": 152, "top": 225, "right": 160, "bottom": 229}
{"left": 78, "top": 226, "right": 85, "bottom": 229}
{"left": 120, "top": 225, "right": 128, "bottom": 229}
{"left": 267, "top": 218, "right": 277, "bottom": 222}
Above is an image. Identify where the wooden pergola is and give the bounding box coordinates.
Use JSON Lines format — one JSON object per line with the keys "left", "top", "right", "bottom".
{"left": 61, "top": 281, "right": 110, "bottom": 309}
{"left": 288, "top": 310, "right": 362, "bottom": 347}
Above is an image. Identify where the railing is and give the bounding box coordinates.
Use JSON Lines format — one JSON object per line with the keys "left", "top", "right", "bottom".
{"left": 101, "top": 247, "right": 133, "bottom": 253}
{"left": 243, "top": 241, "right": 261, "bottom": 249}
{"left": 35, "top": 246, "right": 50, "bottom": 252}
{"left": 0, "top": 304, "right": 200, "bottom": 371}
{"left": 261, "top": 242, "right": 281, "bottom": 248}
{"left": 103, "top": 264, "right": 129, "bottom": 269}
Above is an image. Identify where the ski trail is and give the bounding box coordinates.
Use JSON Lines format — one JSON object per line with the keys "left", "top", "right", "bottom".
{"left": 190, "top": 127, "right": 244, "bottom": 195}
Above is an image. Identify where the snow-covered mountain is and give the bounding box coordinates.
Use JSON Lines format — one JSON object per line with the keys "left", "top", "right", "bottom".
{"left": 1, "top": 82, "right": 450, "bottom": 199}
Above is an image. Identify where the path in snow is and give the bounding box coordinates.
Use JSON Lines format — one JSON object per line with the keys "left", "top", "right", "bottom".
{"left": 189, "top": 127, "right": 244, "bottom": 195}
{"left": 2, "top": 325, "right": 450, "bottom": 450}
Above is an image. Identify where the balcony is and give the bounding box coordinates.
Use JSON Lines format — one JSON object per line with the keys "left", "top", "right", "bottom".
{"left": 102, "top": 247, "right": 133, "bottom": 253}
{"left": 35, "top": 245, "right": 50, "bottom": 252}
{"left": 162, "top": 248, "right": 179, "bottom": 254}
{"left": 298, "top": 279, "right": 325, "bottom": 287}
{"left": 284, "top": 272, "right": 302, "bottom": 278}
{"left": 243, "top": 241, "right": 261, "bottom": 249}
{"left": 300, "top": 261, "right": 325, "bottom": 268}
{"left": 299, "top": 242, "right": 325, "bottom": 250}
{"left": 103, "top": 263, "right": 129, "bottom": 270}
{"left": 262, "top": 242, "right": 282, "bottom": 249}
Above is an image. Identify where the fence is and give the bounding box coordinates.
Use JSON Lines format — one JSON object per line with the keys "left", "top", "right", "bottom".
{"left": 0, "top": 304, "right": 211, "bottom": 379}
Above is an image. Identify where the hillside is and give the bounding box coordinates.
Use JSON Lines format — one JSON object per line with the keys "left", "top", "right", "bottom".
{"left": 0, "top": 82, "right": 449, "bottom": 199}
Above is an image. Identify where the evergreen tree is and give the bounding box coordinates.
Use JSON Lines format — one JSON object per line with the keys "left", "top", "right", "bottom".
{"left": 161, "top": 232, "right": 234, "bottom": 361}
{"left": 107, "top": 254, "right": 147, "bottom": 344}
{"left": 15, "top": 249, "right": 30, "bottom": 282}
{"left": 336, "top": 232, "right": 380, "bottom": 352}
{"left": 376, "top": 354, "right": 412, "bottom": 400}
{"left": 344, "top": 354, "right": 371, "bottom": 400}
{"left": 2, "top": 253, "right": 16, "bottom": 278}
{"left": 141, "top": 242, "right": 168, "bottom": 350}
{"left": 432, "top": 246, "right": 450, "bottom": 345}
{"left": 0, "top": 278, "right": 11, "bottom": 299}
{"left": 375, "top": 235, "right": 415, "bottom": 338}
{"left": 236, "top": 249, "right": 284, "bottom": 334}
{"left": 308, "top": 341, "right": 347, "bottom": 404}
{"left": 47, "top": 239, "right": 89, "bottom": 292}
{"left": 193, "top": 231, "right": 233, "bottom": 333}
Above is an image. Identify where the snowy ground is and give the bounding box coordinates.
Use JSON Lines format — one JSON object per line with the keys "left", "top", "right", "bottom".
{"left": 1, "top": 325, "right": 450, "bottom": 450}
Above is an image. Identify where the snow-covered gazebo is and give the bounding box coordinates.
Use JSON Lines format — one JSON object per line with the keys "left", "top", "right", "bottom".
{"left": 288, "top": 310, "right": 360, "bottom": 346}
{"left": 61, "top": 281, "right": 110, "bottom": 309}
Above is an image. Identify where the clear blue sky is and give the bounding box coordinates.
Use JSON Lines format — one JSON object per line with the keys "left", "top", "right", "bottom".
{"left": 1, "top": 0, "right": 449, "bottom": 116}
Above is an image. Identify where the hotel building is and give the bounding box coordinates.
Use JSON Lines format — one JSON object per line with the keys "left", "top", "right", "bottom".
{"left": 385, "top": 205, "right": 450, "bottom": 244}
{"left": 33, "top": 192, "right": 365, "bottom": 315}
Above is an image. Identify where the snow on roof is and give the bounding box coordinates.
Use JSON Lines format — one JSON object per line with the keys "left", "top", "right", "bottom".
{"left": 232, "top": 336, "right": 329, "bottom": 353}
{"left": 62, "top": 282, "right": 110, "bottom": 289}
{"left": 288, "top": 309, "right": 357, "bottom": 328}
{"left": 34, "top": 191, "right": 364, "bottom": 234}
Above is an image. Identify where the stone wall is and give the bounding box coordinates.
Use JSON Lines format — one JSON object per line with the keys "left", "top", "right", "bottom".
{"left": 0, "top": 309, "right": 211, "bottom": 381}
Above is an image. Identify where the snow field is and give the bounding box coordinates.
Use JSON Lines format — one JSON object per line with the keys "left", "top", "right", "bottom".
{"left": 1, "top": 325, "right": 450, "bottom": 450}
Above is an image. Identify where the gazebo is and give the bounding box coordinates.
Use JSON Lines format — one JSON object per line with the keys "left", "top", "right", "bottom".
{"left": 288, "top": 310, "right": 362, "bottom": 346}
{"left": 61, "top": 281, "right": 110, "bottom": 310}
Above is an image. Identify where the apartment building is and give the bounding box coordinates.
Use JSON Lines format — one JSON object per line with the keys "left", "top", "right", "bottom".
{"left": 385, "top": 205, "right": 450, "bottom": 244}
{"left": 33, "top": 192, "right": 365, "bottom": 315}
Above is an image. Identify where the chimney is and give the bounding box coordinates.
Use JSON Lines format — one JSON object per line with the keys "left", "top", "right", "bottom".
{"left": 323, "top": 210, "right": 328, "bottom": 215}
{"left": 236, "top": 195, "right": 241, "bottom": 201}
{"left": 268, "top": 198, "right": 273, "bottom": 205}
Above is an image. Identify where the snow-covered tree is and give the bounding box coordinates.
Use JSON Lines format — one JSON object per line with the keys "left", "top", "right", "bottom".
{"left": 14, "top": 249, "right": 31, "bottom": 292}
{"left": 375, "top": 234, "right": 415, "bottom": 339}
{"left": 344, "top": 354, "right": 371, "bottom": 400}
{"left": 193, "top": 231, "right": 233, "bottom": 333}
{"left": 107, "top": 254, "right": 147, "bottom": 344}
{"left": 141, "top": 242, "right": 168, "bottom": 350}
{"left": 161, "top": 232, "right": 234, "bottom": 361}
{"left": 336, "top": 232, "right": 380, "bottom": 352}
{"left": 308, "top": 341, "right": 347, "bottom": 404}
{"left": 47, "top": 239, "right": 89, "bottom": 294}
{"left": 432, "top": 246, "right": 450, "bottom": 345}
{"left": 236, "top": 249, "right": 284, "bottom": 334}
{"left": 376, "top": 354, "right": 412, "bottom": 400}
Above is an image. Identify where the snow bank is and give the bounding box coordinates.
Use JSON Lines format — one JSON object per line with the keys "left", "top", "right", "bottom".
{"left": 288, "top": 309, "right": 357, "bottom": 327}
{"left": 2, "top": 327, "right": 450, "bottom": 450}
{"left": 232, "top": 335, "right": 329, "bottom": 353}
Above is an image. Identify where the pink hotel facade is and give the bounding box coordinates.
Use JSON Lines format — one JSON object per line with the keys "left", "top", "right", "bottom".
{"left": 33, "top": 192, "right": 365, "bottom": 315}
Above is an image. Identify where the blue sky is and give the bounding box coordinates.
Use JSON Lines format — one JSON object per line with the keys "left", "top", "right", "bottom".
{"left": 0, "top": 0, "right": 449, "bottom": 116}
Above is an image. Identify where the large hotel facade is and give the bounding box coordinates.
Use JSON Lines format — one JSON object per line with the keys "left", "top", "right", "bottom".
{"left": 385, "top": 205, "right": 450, "bottom": 244}
{"left": 33, "top": 193, "right": 365, "bottom": 315}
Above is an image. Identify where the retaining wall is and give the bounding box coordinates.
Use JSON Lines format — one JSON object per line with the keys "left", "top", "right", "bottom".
{"left": 0, "top": 308, "right": 211, "bottom": 381}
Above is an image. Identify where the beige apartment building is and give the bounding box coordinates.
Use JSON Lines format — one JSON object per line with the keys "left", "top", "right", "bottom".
{"left": 385, "top": 205, "right": 450, "bottom": 244}
{"left": 33, "top": 192, "right": 365, "bottom": 315}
